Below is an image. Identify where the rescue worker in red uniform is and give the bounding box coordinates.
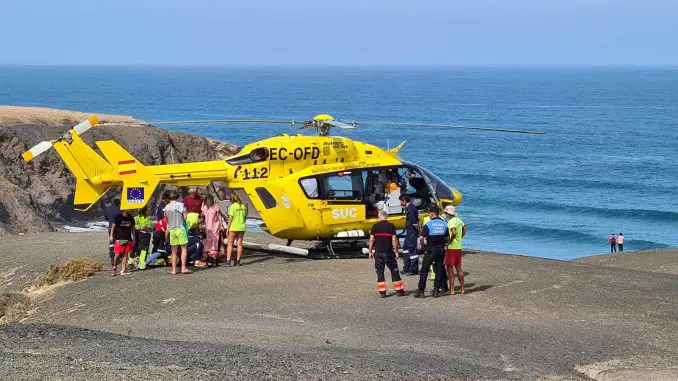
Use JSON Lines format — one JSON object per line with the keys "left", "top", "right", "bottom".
{"left": 369, "top": 209, "right": 405, "bottom": 298}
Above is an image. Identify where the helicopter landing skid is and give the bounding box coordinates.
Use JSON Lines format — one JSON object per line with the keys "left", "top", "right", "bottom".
{"left": 308, "top": 239, "right": 368, "bottom": 259}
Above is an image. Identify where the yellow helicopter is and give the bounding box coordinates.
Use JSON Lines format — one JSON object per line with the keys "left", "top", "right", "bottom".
{"left": 21, "top": 114, "right": 541, "bottom": 252}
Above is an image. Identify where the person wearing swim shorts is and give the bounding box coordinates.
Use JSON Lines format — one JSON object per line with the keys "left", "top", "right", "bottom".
{"left": 110, "top": 209, "right": 135, "bottom": 276}
{"left": 164, "top": 190, "right": 192, "bottom": 275}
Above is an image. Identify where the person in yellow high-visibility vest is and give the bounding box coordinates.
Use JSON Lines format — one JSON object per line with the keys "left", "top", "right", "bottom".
{"left": 134, "top": 206, "right": 153, "bottom": 270}
{"left": 444, "top": 205, "right": 467, "bottom": 295}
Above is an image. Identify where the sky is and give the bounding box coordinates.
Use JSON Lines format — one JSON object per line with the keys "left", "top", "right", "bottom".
{"left": 0, "top": 0, "right": 676, "bottom": 66}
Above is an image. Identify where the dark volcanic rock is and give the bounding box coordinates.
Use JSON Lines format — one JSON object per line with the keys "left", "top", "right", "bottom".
{"left": 0, "top": 121, "right": 238, "bottom": 234}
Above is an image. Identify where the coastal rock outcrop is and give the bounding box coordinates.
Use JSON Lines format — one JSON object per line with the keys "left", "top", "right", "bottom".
{"left": 0, "top": 106, "right": 239, "bottom": 234}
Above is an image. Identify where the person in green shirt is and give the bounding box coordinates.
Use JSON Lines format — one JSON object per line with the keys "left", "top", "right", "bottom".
{"left": 444, "top": 205, "right": 467, "bottom": 295}
{"left": 226, "top": 192, "right": 248, "bottom": 267}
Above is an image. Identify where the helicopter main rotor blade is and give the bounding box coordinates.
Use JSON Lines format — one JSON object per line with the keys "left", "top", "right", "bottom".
{"left": 360, "top": 121, "right": 544, "bottom": 135}
{"left": 102, "top": 117, "right": 542, "bottom": 134}
{"left": 140, "top": 119, "right": 296, "bottom": 126}
{"left": 325, "top": 120, "right": 356, "bottom": 129}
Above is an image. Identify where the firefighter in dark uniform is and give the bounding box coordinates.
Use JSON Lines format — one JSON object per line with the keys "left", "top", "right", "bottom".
{"left": 369, "top": 209, "right": 405, "bottom": 298}
{"left": 414, "top": 206, "right": 448, "bottom": 298}
{"left": 399, "top": 195, "right": 420, "bottom": 275}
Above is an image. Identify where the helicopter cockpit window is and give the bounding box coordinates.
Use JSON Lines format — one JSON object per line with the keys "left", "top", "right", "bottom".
{"left": 300, "top": 178, "right": 319, "bottom": 199}
{"left": 226, "top": 147, "right": 269, "bottom": 165}
{"left": 323, "top": 172, "right": 363, "bottom": 201}
{"left": 411, "top": 163, "right": 456, "bottom": 202}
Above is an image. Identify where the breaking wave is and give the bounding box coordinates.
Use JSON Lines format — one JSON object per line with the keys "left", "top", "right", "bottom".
{"left": 469, "top": 198, "right": 678, "bottom": 224}
{"left": 470, "top": 220, "right": 671, "bottom": 250}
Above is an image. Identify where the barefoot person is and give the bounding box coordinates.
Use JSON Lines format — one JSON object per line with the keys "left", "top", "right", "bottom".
{"left": 216, "top": 189, "right": 232, "bottom": 262}
{"left": 369, "top": 209, "right": 405, "bottom": 298}
{"left": 110, "top": 209, "right": 135, "bottom": 276}
{"left": 201, "top": 194, "right": 223, "bottom": 266}
{"left": 444, "top": 205, "right": 467, "bottom": 295}
{"left": 226, "top": 192, "right": 247, "bottom": 267}
{"left": 164, "top": 190, "right": 192, "bottom": 274}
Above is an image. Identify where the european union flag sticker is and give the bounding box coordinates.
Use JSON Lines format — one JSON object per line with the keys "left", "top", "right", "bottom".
{"left": 127, "top": 187, "right": 145, "bottom": 204}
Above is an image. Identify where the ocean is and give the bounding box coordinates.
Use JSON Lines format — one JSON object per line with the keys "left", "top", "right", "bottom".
{"left": 1, "top": 66, "right": 676, "bottom": 259}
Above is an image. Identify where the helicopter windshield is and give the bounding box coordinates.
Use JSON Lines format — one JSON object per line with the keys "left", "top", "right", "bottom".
{"left": 403, "top": 162, "right": 456, "bottom": 202}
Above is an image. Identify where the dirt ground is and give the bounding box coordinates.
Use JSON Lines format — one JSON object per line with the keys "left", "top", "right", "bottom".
{"left": 0, "top": 232, "right": 677, "bottom": 380}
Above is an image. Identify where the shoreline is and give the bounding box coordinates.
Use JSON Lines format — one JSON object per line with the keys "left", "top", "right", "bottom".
{"left": 47, "top": 224, "right": 678, "bottom": 262}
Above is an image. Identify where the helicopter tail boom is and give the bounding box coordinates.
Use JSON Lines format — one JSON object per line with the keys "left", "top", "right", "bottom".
{"left": 94, "top": 141, "right": 160, "bottom": 210}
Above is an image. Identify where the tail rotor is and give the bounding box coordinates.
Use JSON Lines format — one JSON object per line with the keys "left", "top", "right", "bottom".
{"left": 22, "top": 115, "right": 100, "bottom": 162}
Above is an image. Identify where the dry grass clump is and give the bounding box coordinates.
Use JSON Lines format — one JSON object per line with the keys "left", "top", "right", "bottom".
{"left": 38, "top": 258, "right": 105, "bottom": 287}
{"left": 0, "top": 292, "right": 30, "bottom": 324}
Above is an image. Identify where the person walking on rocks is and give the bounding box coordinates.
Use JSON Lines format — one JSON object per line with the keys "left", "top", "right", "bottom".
{"left": 369, "top": 210, "right": 405, "bottom": 298}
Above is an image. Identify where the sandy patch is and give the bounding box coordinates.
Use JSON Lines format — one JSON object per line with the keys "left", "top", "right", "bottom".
{"left": 0, "top": 105, "right": 137, "bottom": 126}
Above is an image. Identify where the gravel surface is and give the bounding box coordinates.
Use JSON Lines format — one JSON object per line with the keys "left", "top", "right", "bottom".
{"left": 1, "top": 232, "right": 677, "bottom": 380}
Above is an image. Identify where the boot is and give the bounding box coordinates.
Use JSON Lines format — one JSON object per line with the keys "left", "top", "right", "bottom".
{"left": 413, "top": 290, "right": 425, "bottom": 298}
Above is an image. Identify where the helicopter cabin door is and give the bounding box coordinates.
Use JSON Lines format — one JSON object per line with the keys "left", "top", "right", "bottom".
{"left": 317, "top": 171, "right": 366, "bottom": 227}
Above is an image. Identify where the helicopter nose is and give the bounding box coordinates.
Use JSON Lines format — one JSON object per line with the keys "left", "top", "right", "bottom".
{"left": 440, "top": 188, "right": 463, "bottom": 207}
{"left": 452, "top": 188, "right": 463, "bottom": 205}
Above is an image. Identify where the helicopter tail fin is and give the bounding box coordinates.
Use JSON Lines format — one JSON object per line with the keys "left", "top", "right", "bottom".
{"left": 95, "top": 141, "right": 159, "bottom": 210}
{"left": 49, "top": 131, "right": 115, "bottom": 209}
{"left": 389, "top": 141, "right": 406, "bottom": 154}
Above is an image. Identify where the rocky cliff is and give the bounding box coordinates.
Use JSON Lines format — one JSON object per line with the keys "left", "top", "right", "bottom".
{"left": 0, "top": 106, "right": 239, "bottom": 234}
